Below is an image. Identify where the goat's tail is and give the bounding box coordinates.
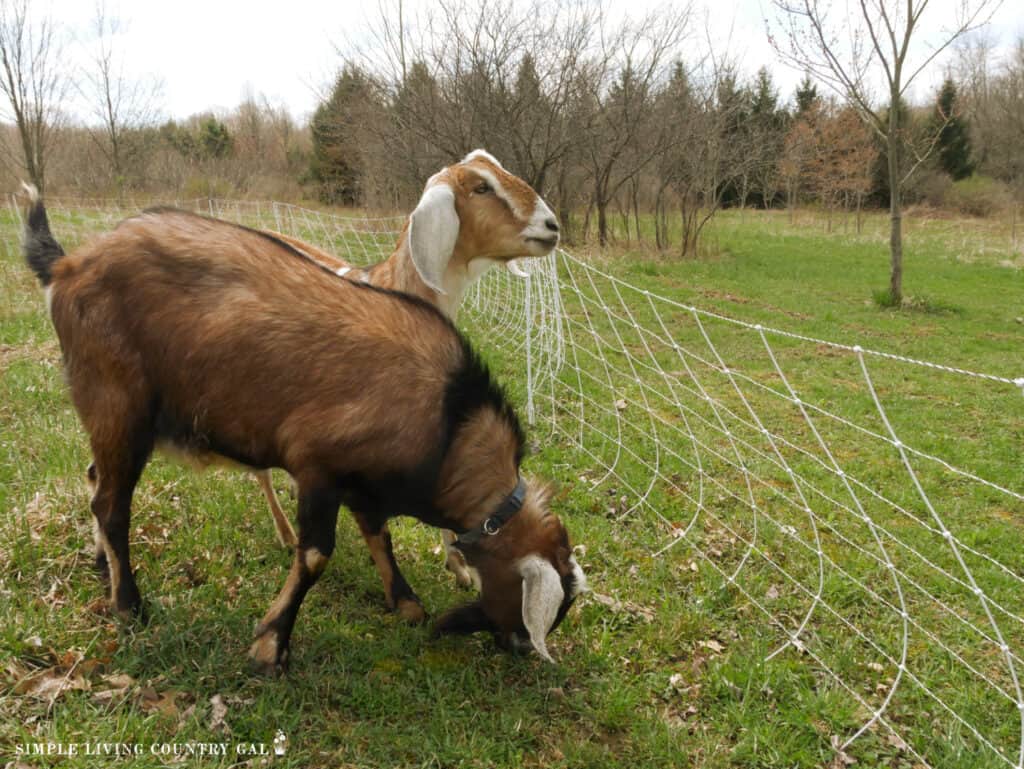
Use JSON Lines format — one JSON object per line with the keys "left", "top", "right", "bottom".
{"left": 21, "top": 182, "right": 65, "bottom": 286}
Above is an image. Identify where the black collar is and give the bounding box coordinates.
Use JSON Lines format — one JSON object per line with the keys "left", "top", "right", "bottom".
{"left": 455, "top": 477, "right": 527, "bottom": 547}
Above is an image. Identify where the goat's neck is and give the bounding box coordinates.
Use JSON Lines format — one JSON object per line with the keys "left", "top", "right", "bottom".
{"left": 433, "top": 410, "right": 522, "bottom": 533}
{"left": 380, "top": 234, "right": 493, "bottom": 320}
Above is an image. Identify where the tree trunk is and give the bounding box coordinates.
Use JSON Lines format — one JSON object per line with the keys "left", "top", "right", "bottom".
{"left": 631, "top": 179, "right": 642, "bottom": 244}
{"left": 887, "top": 108, "right": 903, "bottom": 306}
{"left": 597, "top": 198, "right": 609, "bottom": 246}
{"left": 582, "top": 199, "right": 594, "bottom": 243}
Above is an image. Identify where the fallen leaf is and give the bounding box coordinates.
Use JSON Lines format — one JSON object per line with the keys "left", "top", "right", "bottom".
{"left": 14, "top": 666, "right": 90, "bottom": 702}
{"left": 138, "top": 687, "right": 179, "bottom": 717}
{"left": 614, "top": 399, "right": 627, "bottom": 411}
{"left": 209, "top": 694, "right": 230, "bottom": 734}
{"left": 766, "top": 585, "right": 780, "bottom": 600}
{"left": 101, "top": 673, "right": 136, "bottom": 689}
{"left": 699, "top": 639, "right": 725, "bottom": 654}
{"left": 829, "top": 734, "right": 857, "bottom": 767}
{"left": 886, "top": 732, "right": 908, "bottom": 751}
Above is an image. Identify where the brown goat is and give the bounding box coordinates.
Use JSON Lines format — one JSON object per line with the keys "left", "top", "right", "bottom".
{"left": 23, "top": 190, "right": 584, "bottom": 672}
{"left": 249, "top": 150, "right": 560, "bottom": 594}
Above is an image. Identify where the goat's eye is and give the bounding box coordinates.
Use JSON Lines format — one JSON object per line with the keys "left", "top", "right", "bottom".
{"left": 474, "top": 182, "right": 491, "bottom": 195}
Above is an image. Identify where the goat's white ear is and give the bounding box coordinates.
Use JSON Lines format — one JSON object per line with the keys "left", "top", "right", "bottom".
{"left": 520, "top": 555, "right": 564, "bottom": 664}
{"left": 408, "top": 183, "right": 459, "bottom": 295}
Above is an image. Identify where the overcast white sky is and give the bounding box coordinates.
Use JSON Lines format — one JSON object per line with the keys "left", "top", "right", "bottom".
{"left": 46, "top": 0, "right": 1024, "bottom": 124}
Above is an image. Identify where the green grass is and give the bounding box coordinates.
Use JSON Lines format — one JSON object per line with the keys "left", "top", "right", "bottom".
{"left": 1, "top": 203, "right": 1022, "bottom": 768}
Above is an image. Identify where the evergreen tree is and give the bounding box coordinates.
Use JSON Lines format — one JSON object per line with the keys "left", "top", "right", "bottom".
{"left": 933, "top": 77, "right": 973, "bottom": 180}
{"left": 750, "top": 67, "right": 781, "bottom": 126}
{"left": 795, "top": 74, "right": 819, "bottom": 116}
{"left": 310, "top": 64, "right": 375, "bottom": 205}
{"left": 198, "top": 117, "right": 232, "bottom": 159}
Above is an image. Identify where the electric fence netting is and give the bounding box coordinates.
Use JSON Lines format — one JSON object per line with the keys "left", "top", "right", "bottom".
{"left": 12, "top": 199, "right": 1024, "bottom": 768}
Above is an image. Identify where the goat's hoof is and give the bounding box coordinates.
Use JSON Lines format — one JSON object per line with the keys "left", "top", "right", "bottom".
{"left": 248, "top": 630, "right": 288, "bottom": 676}
{"left": 247, "top": 656, "right": 287, "bottom": 677}
{"left": 112, "top": 581, "right": 145, "bottom": 622}
{"left": 396, "top": 598, "right": 427, "bottom": 624}
{"left": 444, "top": 553, "right": 474, "bottom": 590}
{"left": 113, "top": 599, "right": 148, "bottom": 625}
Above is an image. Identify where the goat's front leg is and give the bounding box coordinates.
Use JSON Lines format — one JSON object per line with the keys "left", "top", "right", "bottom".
{"left": 249, "top": 481, "right": 338, "bottom": 675}
{"left": 254, "top": 469, "right": 298, "bottom": 549}
{"left": 441, "top": 530, "right": 474, "bottom": 589}
{"left": 353, "top": 513, "right": 426, "bottom": 624}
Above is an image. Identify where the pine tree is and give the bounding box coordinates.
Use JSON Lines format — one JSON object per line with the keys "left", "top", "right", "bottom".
{"left": 794, "top": 74, "right": 819, "bottom": 117}
{"left": 198, "top": 118, "right": 232, "bottom": 160}
{"left": 310, "top": 65, "right": 375, "bottom": 205}
{"left": 933, "top": 78, "right": 973, "bottom": 181}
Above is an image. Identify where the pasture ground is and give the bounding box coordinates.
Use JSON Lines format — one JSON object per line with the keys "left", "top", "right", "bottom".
{"left": 1, "top": 204, "right": 1021, "bottom": 768}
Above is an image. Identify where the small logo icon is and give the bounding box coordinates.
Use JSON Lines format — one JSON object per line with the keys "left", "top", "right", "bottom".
{"left": 273, "top": 730, "right": 287, "bottom": 756}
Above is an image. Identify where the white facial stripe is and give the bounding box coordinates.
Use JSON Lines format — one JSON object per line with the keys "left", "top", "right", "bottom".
{"left": 473, "top": 166, "right": 530, "bottom": 221}
{"left": 463, "top": 148, "right": 504, "bottom": 168}
{"left": 521, "top": 195, "right": 557, "bottom": 240}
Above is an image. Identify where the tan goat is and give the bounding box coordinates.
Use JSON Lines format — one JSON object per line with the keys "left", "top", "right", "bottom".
{"left": 23, "top": 192, "right": 584, "bottom": 672}
{"left": 250, "top": 150, "right": 560, "bottom": 592}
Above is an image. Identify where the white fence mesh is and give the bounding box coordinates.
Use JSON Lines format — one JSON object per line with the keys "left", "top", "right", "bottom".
{"left": 9, "top": 198, "right": 1024, "bottom": 767}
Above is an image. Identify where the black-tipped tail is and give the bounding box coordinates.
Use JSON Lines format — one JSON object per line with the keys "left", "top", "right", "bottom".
{"left": 21, "top": 183, "right": 64, "bottom": 286}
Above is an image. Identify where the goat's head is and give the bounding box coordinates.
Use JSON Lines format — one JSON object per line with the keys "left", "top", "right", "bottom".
{"left": 434, "top": 481, "right": 586, "bottom": 662}
{"left": 407, "top": 149, "right": 559, "bottom": 295}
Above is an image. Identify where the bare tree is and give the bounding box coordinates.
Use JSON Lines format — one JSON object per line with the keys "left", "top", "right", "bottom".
{"left": 779, "top": 110, "right": 816, "bottom": 220}
{"left": 577, "top": 6, "right": 690, "bottom": 245}
{"left": 0, "top": 0, "right": 68, "bottom": 192}
{"left": 78, "top": 3, "right": 163, "bottom": 194}
{"left": 770, "top": 0, "right": 996, "bottom": 304}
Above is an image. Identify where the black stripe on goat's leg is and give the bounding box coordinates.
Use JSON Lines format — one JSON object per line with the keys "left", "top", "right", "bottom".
{"left": 86, "top": 462, "right": 110, "bottom": 581}
{"left": 354, "top": 513, "right": 426, "bottom": 624}
{"left": 249, "top": 482, "right": 339, "bottom": 676}
{"left": 89, "top": 436, "right": 151, "bottom": 619}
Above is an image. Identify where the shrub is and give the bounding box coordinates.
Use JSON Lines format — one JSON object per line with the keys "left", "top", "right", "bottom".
{"left": 943, "top": 175, "right": 1012, "bottom": 217}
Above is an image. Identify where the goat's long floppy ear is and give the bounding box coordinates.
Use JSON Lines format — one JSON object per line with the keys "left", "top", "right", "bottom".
{"left": 432, "top": 600, "right": 495, "bottom": 637}
{"left": 520, "top": 555, "right": 564, "bottom": 663}
{"left": 408, "top": 182, "right": 459, "bottom": 295}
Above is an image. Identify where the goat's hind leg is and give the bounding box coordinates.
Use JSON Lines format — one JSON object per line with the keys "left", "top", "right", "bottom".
{"left": 89, "top": 431, "right": 152, "bottom": 619}
{"left": 249, "top": 480, "right": 339, "bottom": 675}
{"left": 85, "top": 462, "right": 110, "bottom": 580}
{"left": 254, "top": 469, "right": 298, "bottom": 549}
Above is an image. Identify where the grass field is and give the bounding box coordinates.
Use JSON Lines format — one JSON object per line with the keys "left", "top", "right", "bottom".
{"left": 1, "top": 202, "right": 1022, "bottom": 768}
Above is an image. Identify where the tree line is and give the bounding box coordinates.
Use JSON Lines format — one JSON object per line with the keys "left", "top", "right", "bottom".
{"left": 1, "top": 0, "right": 1021, "bottom": 268}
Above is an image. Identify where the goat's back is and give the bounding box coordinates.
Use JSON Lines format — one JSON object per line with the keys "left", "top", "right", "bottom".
{"left": 49, "top": 210, "right": 466, "bottom": 480}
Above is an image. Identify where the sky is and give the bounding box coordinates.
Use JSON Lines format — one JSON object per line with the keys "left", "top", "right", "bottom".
{"left": 46, "top": 0, "right": 1024, "bottom": 124}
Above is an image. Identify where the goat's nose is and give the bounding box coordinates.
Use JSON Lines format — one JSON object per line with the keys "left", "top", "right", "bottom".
{"left": 545, "top": 218, "right": 559, "bottom": 232}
